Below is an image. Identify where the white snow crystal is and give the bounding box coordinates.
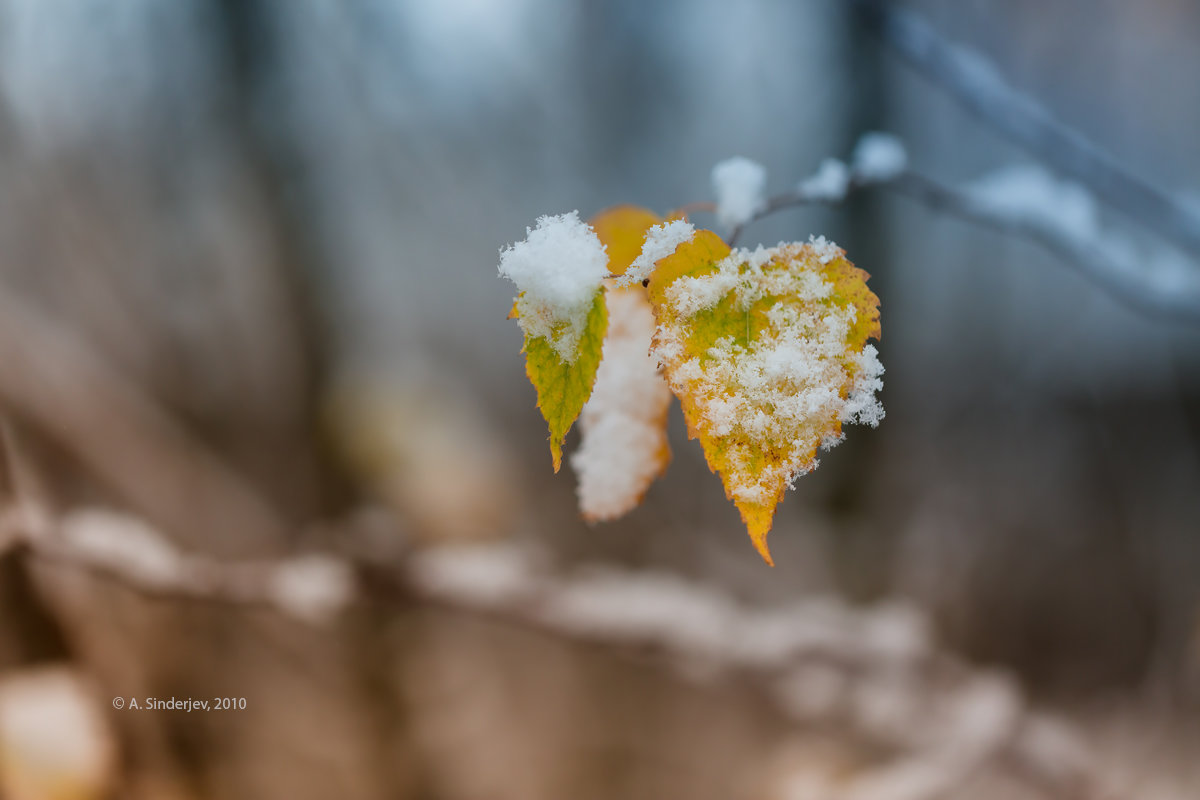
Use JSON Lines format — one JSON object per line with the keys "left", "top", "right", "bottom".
{"left": 798, "top": 158, "right": 850, "bottom": 201}
{"left": 807, "top": 234, "right": 841, "bottom": 264}
{"left": 712, "top": 156, "right": 768, "bottom": 229}
{"left": 966, "top": 164, "right": 1098, "bottom": 241}
{"left": 842, "top": 344, "right": 886, "bottom": 428}
{"left": 852, "top": 132, "right": 908, "bottom": 182}
{"left": 621, "top": 219, "right": 695, "bottom": 286}
{"left": 498, "top": 211, "right": 609, "bottom": 361}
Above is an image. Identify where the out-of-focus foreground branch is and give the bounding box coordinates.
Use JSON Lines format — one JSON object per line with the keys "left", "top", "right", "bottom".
{"left": 0, "top": 494, "right": 1136, "bottom": 800}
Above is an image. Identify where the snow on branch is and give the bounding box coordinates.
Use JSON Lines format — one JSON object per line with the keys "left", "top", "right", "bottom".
{"left": 727, "top": 132, "right": 1200, "bottom": 325}
{"left": 712, "top": 156, "right": 768, "bottom": 230}
{"left": 719, "top": 3, "right": 1200, "bottom": 325}
{"left": 0, "top": 505, "right": 355, "bottom": 625}
{"left": 853, "top": 0, "right": 1200, "bottom": 261}
{"left": 0, "top": 501, "right": 1138, "bottom": 800}
{"left": 892, "top": 169, "right": 1200, "bottom": 324}
{"left": 407, "top": 543, "right": 1112, "bottom": 799}
{"left": 852, "top": 132, "right": 908, "bottom": 183}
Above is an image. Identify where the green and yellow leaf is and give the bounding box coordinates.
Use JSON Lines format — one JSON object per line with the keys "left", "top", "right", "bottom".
{"left": 648, "top": 232, "right": 883, "bottom": 564}
{"left": 500, "top": 212, "right": 613, "bottom": 471}
{"left": 518, "top": 290, "right": 608, "bottom": 471}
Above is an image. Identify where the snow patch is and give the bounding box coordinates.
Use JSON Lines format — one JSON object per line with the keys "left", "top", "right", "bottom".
{"left": 966, "top": 164, "right": 1098, "bottom": 241}
{"left": 621, "top": 219, "right": 695, "bottom": 286}
{"left": 498, "top": 211, "right": 609, "bottom": 361}
{"left": 799, "top": 158, "right": 850, "bottom": 201}
{"left": 712, "top": 156, "right": 768, "bottom": 229}
{"left": 852, "top": 132, "right": 908, "bottom": 182}
{"left": 807, "top": 234, "right": 842, "bottom": 264}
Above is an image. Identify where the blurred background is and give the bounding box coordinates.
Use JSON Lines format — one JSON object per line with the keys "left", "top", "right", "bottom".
{"left": 0, "top": 0, "right": 1196, "bottom": 798}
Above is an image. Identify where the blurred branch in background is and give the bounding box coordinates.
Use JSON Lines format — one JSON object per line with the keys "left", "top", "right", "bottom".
{"left": 854, "top": 0, "right": 1200, "bottom": 260}
{"left": 726, "top": 1, "right": 1200, "bottom": 325}
{"left": 732, "top": 151, "right": 1200, "bottom": 325}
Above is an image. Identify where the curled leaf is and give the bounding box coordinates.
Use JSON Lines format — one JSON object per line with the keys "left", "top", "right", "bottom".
{"left": 571, "top": 206, "right": 676, "bottom": 519}
{"left": 572, "top": 285, "right": 672, "bottom": 520}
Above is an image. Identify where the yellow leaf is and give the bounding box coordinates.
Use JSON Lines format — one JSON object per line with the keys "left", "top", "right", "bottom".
{"left": 521, "top": 290, "right": 608, "bottom": 471}
{"left": 590, "top": 205, "right": 663, "bottom": 277}
{"left": 819, "top": 248, "right": 881, "bottom": 350}
{"left": 649, "top": 232, "right": 883, "bottom": 564}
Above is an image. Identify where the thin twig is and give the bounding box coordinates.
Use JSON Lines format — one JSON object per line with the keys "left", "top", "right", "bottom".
{"left": 729, "top": 169, "right": 1200, "bottom": 325}
{"left": 727, "top": 177, "right": 873, "bottom": 247}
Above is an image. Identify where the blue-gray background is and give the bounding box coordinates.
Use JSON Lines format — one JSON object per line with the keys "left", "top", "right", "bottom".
{"left": 0, "top": 1, "right": 1197, "bottom": 795}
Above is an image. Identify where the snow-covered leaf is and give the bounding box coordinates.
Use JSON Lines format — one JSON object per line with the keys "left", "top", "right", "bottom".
{"left": 648, "top": 230, "right": 883, "bottom": 564}
{"left": 500, "top": 212, "right": 611, "bottom": 470}
{"left": 520, "top": 291, "right": 607, "bottom": 472}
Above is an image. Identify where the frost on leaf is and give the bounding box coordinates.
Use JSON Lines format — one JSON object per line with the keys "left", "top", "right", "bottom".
{"left": 622, "top": 219, "right": 695, "bottom": 287}
{"left": 499, "top": 211, "right": 609, "bottom": 361}
{"left": 519, "top": 292, "right": 607, "bottom": 472}
{"left": 571, "top": 206, "right": 679, "bottom": 520}
{"left": 648, "top": 230, "right": 883, "bottom": 564}
{"left": 590, "top": 205, "right": 662, "bottom": 277}
{"left": 500, "top": 212, "right": 610, "bottom": 471}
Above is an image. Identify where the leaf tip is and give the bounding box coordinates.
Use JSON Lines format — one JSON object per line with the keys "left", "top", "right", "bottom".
{"left": 739, "top": 502, "right": 776, "bottom": 566}
{"left": 551, "top": 438, "right": 564, "bottom": 473}
{"left": 752, "top": 533, "right": 775, "bottom": 567}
